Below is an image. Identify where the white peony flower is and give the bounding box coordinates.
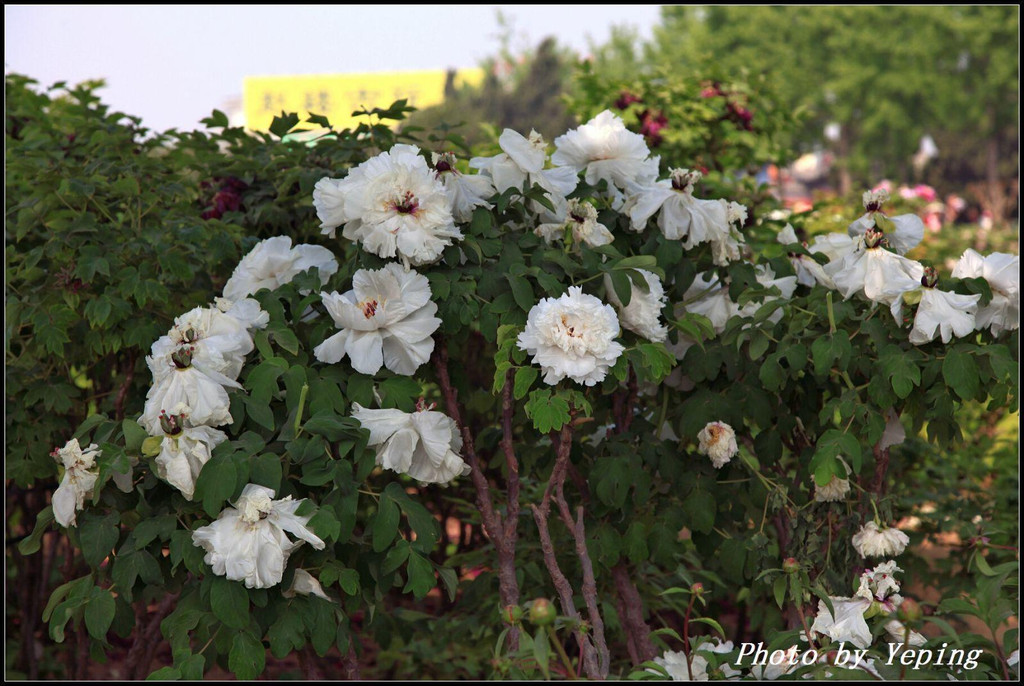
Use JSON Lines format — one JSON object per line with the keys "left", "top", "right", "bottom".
{"left": 848, "top": 188, "right": 924, "bottom": 256}
{"left": 604, "top": 268, "right": 669, "bottom": 342}
{"left": 319, "top": 144, "right": 462, "bottom": 265}
{"left": 431, "top": 151, "right": 495, "bottom": 223}
{"left": 314, "top": 262, "right": 441, "bottom": 376}
{"left": 650, "top": 638, "right": 742, "bottom": 681}
{"left": 825, "top": 230, "right": 924, "bottom": 305}
{"left": 151, "top": 406, "right": 228, "bottom": 500}
{"left": 908, "top": 289, "right": 980, "bottom": 345}
{"left": 517, "top": 286, "right": 625, "bottom": 386}
{"left": 470, "top": 128, "right": 579, "bottom": 218}
{"left": 627, "top": 169, "right": 732, "bottom": 252}
{"left": 697, "top": 421, "right": 738, "bottom": 469}
{"left": 283, "top": 569, "right": 331, "bottom": 601}
{"left": 150, "top": 305, "right": 255, "bottom": 381}
{"left": 810, "top": 597, "right": 874, "bottom": 649}
{"left": 951, "top": 249, "right": 1019, "bottom": 336}
{"left": 551, "top": 110, "right": 660, "bottom": 193}
{"left": 312, "top": 177, "right": 347, "bottom": 236}
{"left": 191, "top": 484, "right": 325, "bottom": 589}
{"left": 214, "top": 297, "right": 270, "bottom": 330}
{"left": 140, "top": 346, "right": 240, "bottom": 434}
{"left": 351, "top": 401, "right": 469, "bottom": 484}
{"left": 852, "top": 521, "right": 910, "bottom": 558}
{"left": 535, "top": 198, "right": 614, "bottom": 248}
{"left": 51, "top": 438, "right": 101, "bottom": 527}
{"left": 223, "top": 236, "right": 338, "bottom": 302}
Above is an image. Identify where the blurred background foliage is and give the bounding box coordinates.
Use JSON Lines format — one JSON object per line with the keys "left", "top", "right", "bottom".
{"left": 6, "top": 5, "right": 1018, "bottom": 680}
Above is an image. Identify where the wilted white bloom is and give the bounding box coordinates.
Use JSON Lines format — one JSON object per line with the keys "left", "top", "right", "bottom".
{"left": 826, "top": 230, "right": 924, "bottom": 305}
{"left": 852, "top": 521, "right": 910, "bottom": 558}
{"left": 884, "top": 619, "right": 927, "bottom": 647}
{"left": 627, "top": 169, "right": 732, "bottom": 251}
{"left": 650, "top": 638, "right": 741, "bottom": 681}
{"left": 517, "top": 286, "right": 624, "bottom": 386}
{"left": 551, "top": 110, "right": 660, "bottom": 193}
{"left": 151, "top": 406, "right": 228, "bottom": 500}
{"left": 858, "top": 560, "right": 904, "bottom": 600}
{"left": 848, "top": 188, "right": 924, "bottom": 255}
{"left": 535, "top": 198, "right": 614, "bottom": 247}
{"left": 214, "top": 297, "right": 269, "bottom": 330}
{"left": 470, "top": 128, "right": 578, "bottom": 218}
{"left": 878, "top": 408, "right": 906, "bottom": 451}
{"left": 603, "top": 268, "right": 668, "bottom": 342}
{"left": 734, "top": 264, "right": 798, "bottom": 322}
{"left": 51, "top": 438, "right": 101, "bottom": 527}
{"left": 951, "top": 249, "right": 1019, "bottom": 335}
{"left": 223, "top": 236, "right": 339, "bottom": 302}
{"left": 431, "top": 151, "right": 495, "bottom": 223}
{"left": 314, "top": 263, "right": 441, "bottom": 376}
{"left": 666, "top": 272, "right": 734, "bottom": 364}
{"left": 140, "top": 346, "right": 240, "bottom": 434}
{"left": 191, "top": 484, "right": 325, "bottom": 589}
{"left": 779, "top": 225, "right": 834, "bottom": 289}
{"left": 1007, "top": 649, "right": 1019, "bottom": 667}
{"left": 283, "top": 569, "right": 330, "bottom": 600}
{"left": 808, "top": 232, "right": 859, "bottom": 264}
{"left": 351, "top": 401, "right": 469, "bottom": 484}
{"left": 909, "top": 289, "right": 980, "bottom": 345}
{"left": 815, "top": 475, "right": 851, "bottom": 503}
{"left": 150, "top": 305, "right": 255, "bottom": 380}
{"left": 319, "top": 144, "right": 462, "bottom": 265}
{"left": 749, "top": 646, "right": 801, "bottom": 680}
{"left": 707, "top": 201, "right": 747, "bottom": 266}
{"left": 810, "top": 597, "right": 874, "bottom": 649}
{"left": 697, "top": 421, "right": 738, "bottom": 469}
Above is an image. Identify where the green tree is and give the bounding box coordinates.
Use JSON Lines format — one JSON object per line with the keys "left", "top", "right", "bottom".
{"left": 644, "top": 6, "right": 1018, "bottom": 216}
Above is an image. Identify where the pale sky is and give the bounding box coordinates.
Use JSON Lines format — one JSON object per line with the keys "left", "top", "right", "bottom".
{"left": 5, "top": 5, "right": 663, "bottom": 132}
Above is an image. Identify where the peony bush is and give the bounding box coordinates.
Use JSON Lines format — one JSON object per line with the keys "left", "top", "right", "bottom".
{"left": 7, "top": 73, "right": 1018, "bottom": 680}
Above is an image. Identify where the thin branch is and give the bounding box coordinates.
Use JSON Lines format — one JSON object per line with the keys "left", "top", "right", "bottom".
{"left": 499, "top": 368, "right": 522, "bottom": 649}
{"left": 612, "top": 563, "right": 658, "bottom": 665}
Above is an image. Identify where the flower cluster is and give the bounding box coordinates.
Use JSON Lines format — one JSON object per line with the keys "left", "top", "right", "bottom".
{"left": 789, "top": 190, "right": 1019, "bottom": 344}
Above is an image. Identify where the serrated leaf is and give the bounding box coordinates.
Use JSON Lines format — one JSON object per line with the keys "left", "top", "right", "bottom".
{"left": 513, "top": 366, "right": 538, "bottom": 400}
{"left": 942, "top": 348, "right": 980, "bottom": 401}
{"left": 403, "top": 552, "right": 435, "bottom": 599}
{"left": 524, "top": 390, "right": 571, "bottom": 434}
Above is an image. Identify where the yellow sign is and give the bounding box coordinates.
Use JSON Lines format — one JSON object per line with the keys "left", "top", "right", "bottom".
{"left": 243, "top": 69, "right": 485, "bottom": 132}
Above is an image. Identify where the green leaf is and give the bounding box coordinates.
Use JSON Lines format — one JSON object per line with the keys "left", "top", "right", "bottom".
{"left": 18, "top": 506, "right": 53, "bottom": 555}
{"left": 122, "top": 419, "right": 148, "bottom": 454}
{"left": 524, "top": 389, "right": 571, "bottom": 434}
{"left": 403, "top": 552, "right": 435, "bottom": 599}
{"left": 437, "top": 567, "right": 459, "bottom": 602}
{"left": 811, "top": 332, "right": 851, "bottom": 376}
{"left": 942, "top": 348, "right": 980, "bottom": 401}
{"left": 337, "top": 569, "right": 360, "bottom": 596}
{"left": 268, "top": 611, "right": 305, "bottom": 659}
{"left": 682, "top": 489, "right": 715, "bottom": 534}
{"left": 194, "top": 452, "right": 238, "bottom": 518}
{"left": 228, "top": 631, "right": 265, "bottom": 680}
{"left": 371, "top": 495, "right": 400, "bottom": 552}
{"left": 508, "top": 274, "right": 535, "bottom": 312}
{"left": 382, "top": 543, "right": 411, "bottom": 575}
{"left": 250, "top": 452, "right": 282, "bottom": 492}
{"left": 773, "top": 575, "right": 787, "bottom": 609}
{"left": 690, "top": 617, "right": 727, "bottom": 639}
{"left": 878, "top": 346, "right": 921, "bottom": 399}
{"left": 79, "top": 513, "right": 120, "bottom": 567}
{"left": 513, "top": 366, "right": 538, "bottom": 401}
{"left": 269, "top": 112, "right": 300, "bottom": 137}
{"left": 209, "top": 576, "right": 249, "bottom": 629}
{"left": 84, "top": 587, "right": 115, "bottom": 639}
{"left": 610, "top": 270, "right": 633, "bottom": 306}
{"left": 146, "top": 666, "right": 181, "bottom": 680}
